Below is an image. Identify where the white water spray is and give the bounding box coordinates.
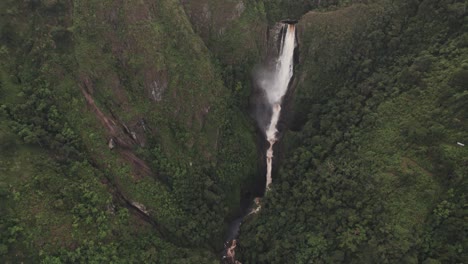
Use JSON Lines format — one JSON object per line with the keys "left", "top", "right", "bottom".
{"left": 264, "top": 23, "right": 296, "bottom": 190}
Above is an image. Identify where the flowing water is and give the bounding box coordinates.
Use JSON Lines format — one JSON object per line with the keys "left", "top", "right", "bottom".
{"left": 222, "top": 23, "right": 296, "bottom": 264}
{"left": 265, "top": 23, "right": 296, "bottom": 190}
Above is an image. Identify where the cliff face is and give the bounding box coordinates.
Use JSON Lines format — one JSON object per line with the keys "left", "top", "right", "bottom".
{"left": 182, "top": 0, "right": 248, "bottom": 42}
{"left": 182, "top": 0, "right": 270, "bottom": 107}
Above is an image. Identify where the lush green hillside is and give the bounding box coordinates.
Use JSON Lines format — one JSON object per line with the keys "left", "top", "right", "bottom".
{"left": 1, "top": 0, "right": 466, "bottom": 263}
{"left": 0, "top": 0, "right": 260, "bottom": 262}
{"left": 239, "top": 0, "right": 467, "bottom": 263}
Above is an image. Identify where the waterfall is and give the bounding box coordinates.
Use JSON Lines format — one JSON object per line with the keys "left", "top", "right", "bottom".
{"left": 265, "top": 23, "right": 296, "bottom": 190}
{"left": 222, "top": 23, "right": 296, "bottom": 263}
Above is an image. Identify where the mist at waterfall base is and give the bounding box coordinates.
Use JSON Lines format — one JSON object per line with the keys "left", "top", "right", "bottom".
{"left": 253, "top": 23, "right": 296, "bottom": 191}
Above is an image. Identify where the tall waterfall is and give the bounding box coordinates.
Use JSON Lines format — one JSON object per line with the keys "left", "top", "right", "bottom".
{"left": 222, "top": 23, "right": 296, "bottom": 263}
{"left": 265, "top": 23, "right": 296, "bottom": 190}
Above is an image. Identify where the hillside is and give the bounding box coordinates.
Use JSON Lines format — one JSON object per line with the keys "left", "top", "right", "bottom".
{"left": 1, "top": 0, "right": 467, "bottom": 263}
{"left": 239, "top": 0, "right": 467, "bottom": 263}
{"left": 0, "top": 0, "right": 263, "bottom": 262}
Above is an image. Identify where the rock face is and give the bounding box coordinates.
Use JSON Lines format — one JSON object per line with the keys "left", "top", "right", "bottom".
{"left": 223, "top": 239, "right": 242, "bottom": 264}
{"left": 182, "top": 0, "right": 268, "bottom": 66}
{"left": 130, "top": 201, "right": 150, "bottom": 216}
{"left": 108, "top": 138, "right": 115, "bottom": 149}
{"left": 181, "top": 0, "right": 246, "bottom": 42}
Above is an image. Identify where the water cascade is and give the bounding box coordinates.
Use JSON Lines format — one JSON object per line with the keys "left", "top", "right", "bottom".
{"left": 222, "top": 22, "right": 296, "bottom": 264}
{"left": 264, "top": 23, "right": 296, "bottom": 190}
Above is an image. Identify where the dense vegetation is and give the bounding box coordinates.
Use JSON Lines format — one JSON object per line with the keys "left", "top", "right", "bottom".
{"left": 0, "top": 0, "right": 466, "bottom": 263}
{"left": 239, "top": 0, "right": 467, "bottom": 263}
{"left": 0, "top": 0, "right": 263, "bottom": 262}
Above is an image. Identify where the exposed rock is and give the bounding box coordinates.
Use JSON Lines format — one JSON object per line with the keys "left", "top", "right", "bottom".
{"left": 106, "top": 202, "right": 116, "bottom": 214}
{"left": 223, "top": 239, "right": 242, "bottom": 264}
{"left": 233, "top": 1, "right": 245, "bottom": 20}
{"left": 140, "top": 118, "right": 147, "bottom": 131}
{"left": 150, "top": 80, "right": 166, "bottom": 102}
{"left": 131, "top": 201, "right": 150, "bottom": 216}
{"left": 281, "top": 19, "right": 299, "bottom": 24}
{"left": 80, "top": 81, "right": 153, "bottom": 178}
{"left": 108, "top": 138, "right": 115, "bottom": 149}
{"left": 248, "top": 197, "right": 262, "bottom": 215}
{"left": 182, "top": 0, "right": 250, "bottom": 42}
{"left": 202, "top": 3, "right": 211, "bottom": 21}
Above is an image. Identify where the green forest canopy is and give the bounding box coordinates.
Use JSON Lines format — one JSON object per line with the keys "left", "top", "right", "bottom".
{"left": 0, "top": 0, "right": 467, "bottom": 263}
